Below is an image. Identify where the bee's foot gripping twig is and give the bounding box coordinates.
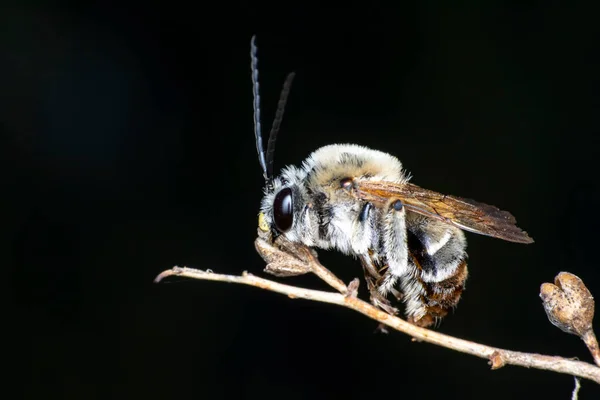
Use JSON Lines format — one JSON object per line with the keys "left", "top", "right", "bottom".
{"left": 254, "top": 231, "right": 348, "bottom": 294}
{"left": 369, "top": 292, "right": 399, "bottom": 316}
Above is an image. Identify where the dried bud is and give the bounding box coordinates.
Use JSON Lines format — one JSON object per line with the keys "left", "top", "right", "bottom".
{"left": 540, "top": 272, "right": 595, "bottom": 337}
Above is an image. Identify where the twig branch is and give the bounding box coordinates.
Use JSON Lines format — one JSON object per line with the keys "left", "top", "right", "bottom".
{"left": 583, "top": 331, "right": 600, "bottom": 367}
{"left": 154, "top": 266, "right": 600, "bottom": 384}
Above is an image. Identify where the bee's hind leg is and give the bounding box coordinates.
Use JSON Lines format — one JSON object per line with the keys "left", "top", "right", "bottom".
{"left": 376, "top": 199, "right": 410, "bottom": 303}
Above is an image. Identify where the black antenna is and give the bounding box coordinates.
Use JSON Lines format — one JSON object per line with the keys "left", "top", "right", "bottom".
{"left": 250, "top": 35, "right": 268, "bottom": 181}
{"left": 265, "top": 72, "right": 295, "bottom": 180}
{"left": 251, "top": 35, "right": 295, "bottom": 183}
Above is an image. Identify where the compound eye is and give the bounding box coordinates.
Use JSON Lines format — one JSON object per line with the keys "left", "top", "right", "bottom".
{"left": 273, "top": 187, "right": 294, "bottom": 232}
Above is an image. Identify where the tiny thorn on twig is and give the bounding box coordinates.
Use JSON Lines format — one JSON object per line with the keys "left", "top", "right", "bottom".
{"left": 346, "top": 278, "right": 360, "bottom": 298}
{"left": 489, "top": 351, "right": 506, "bottom": 370}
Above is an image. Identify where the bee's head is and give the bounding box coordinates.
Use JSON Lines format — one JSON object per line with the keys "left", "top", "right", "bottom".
{"left": 250, "top": 35, "right": 297, "bottom": 238}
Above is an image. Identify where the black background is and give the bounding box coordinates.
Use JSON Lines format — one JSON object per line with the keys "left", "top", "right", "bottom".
{"left": 2, "top": 2, "right": 600, "bottom": 399}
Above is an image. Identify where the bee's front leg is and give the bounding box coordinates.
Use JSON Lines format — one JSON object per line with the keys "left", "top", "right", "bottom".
{"left": 254, "top": 229, "right": 315, "bottom": 277}
{"left": 255, "top": 228, "right": 348, "bottom": 294}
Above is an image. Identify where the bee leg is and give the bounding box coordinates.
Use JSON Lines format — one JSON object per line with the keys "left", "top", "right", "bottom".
{"left": 255, "top": 229, "right": 314, "bottom": 277}
{"left": 255, "top": 229, "right": 348, "bottom": 294}
{"left": 351, "top": 202, "right": 374, "bottom": 255}
{"left": 360, "top": 255, "right": 399, "bottom": 315}
{"left": 378, "top": 199, "right": 410, "bottom": 296}
{"left": 375, "top": 264, "right": 403, "bottom": 301}
{"left": 354, "top": 202, "right": 401, "bottom": 314}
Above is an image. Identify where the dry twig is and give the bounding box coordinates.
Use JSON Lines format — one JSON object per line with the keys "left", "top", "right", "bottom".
{"left": 155, "top": 260, "right": 600, "bottom": 384}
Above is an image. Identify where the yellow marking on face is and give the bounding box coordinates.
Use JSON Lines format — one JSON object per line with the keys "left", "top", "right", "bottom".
{"left": 258, "top": 212, "right": 270, "bottom": 232}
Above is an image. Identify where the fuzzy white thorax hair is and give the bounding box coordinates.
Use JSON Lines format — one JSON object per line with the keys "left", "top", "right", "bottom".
{"left": 259, "top": 144, "right": 410, "bottom": 250}
{"left": 302, "top": 144, "right": 409, "bottom": 185}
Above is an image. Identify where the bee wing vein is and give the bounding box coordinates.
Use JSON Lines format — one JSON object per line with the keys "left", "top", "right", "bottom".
{"left": 355, "top": 181, "right": 534, "bottom": 244}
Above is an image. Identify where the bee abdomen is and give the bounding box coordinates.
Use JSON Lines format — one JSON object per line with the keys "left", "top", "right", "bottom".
{"left": 409, "top": 260, "right": 468, "bottom": 327}
{"left": 400, "top": 223, "right": 468, "bottom": 327}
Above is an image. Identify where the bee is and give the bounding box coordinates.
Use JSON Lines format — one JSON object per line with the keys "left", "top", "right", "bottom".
{"left": 250, "top": 36, "right": 534, "bottom": 327}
